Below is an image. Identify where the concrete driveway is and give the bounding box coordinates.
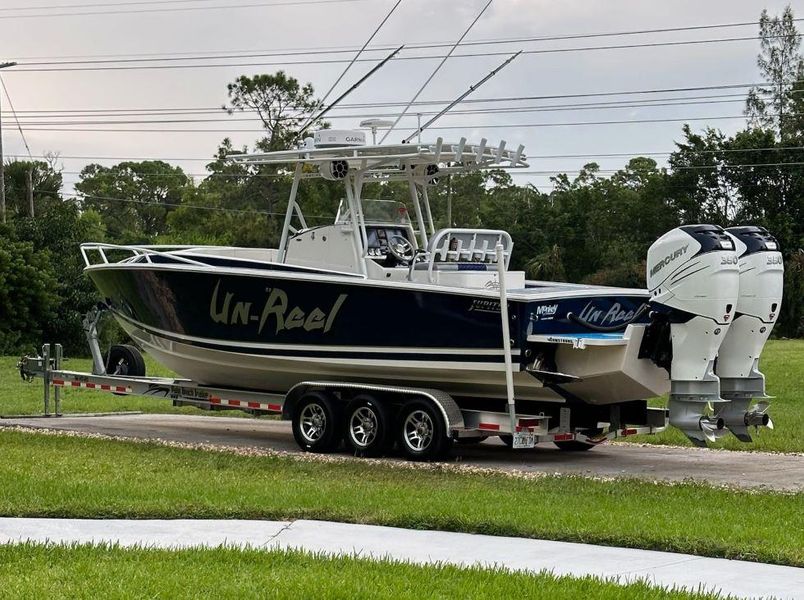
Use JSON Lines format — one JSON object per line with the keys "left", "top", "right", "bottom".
{"left": 2, "top": 413, "right": 802, "bottom": 491}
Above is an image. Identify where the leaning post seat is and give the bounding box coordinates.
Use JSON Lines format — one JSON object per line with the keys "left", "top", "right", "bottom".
{"left": 414, "top": 228, "right": 513, "bottom": 282}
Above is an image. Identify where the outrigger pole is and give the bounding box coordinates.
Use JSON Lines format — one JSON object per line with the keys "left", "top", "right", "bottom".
{"left": 403, "top": 50, "right": 522, "bottom": 143}
{"left": 297, "top": 0, "right": 404, "bottom": 136}
{"left": 379, "top": 0, "right": 493, "bottom": 144}
{"left": 299, "top": 45, "right": 404, "bottom": 137}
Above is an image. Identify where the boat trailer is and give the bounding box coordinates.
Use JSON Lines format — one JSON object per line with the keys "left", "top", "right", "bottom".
{"left": 17, "top": 340, "right": 666, "bottom": 461}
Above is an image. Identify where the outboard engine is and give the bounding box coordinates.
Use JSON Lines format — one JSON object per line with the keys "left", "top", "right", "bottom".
{"left": 645, "top": 225, "right": 739, "bottom": 446}
{"left": 714, "top": 226, "right": 783, "bottom": 441}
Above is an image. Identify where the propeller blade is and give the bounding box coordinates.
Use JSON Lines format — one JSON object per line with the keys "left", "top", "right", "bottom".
{"left": 766, "top": 417, "right": 774, "bottom": 430}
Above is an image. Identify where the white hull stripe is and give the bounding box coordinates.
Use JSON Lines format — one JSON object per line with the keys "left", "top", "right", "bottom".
{"left": 116, "top": 312, "right": 520, "bottom": 357}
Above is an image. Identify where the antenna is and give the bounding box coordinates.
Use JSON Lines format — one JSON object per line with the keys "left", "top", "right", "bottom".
{"left": 379, "top": 0, "right": 493, "bottom": 144}
{"left": 299, "top": 45, "right": 403, "bottom": 138}
{"left": 403, "top": 51, "right": 521, "bottom": 143}
{"left": 297, "top": 0, "right": 404, "bottom": 135}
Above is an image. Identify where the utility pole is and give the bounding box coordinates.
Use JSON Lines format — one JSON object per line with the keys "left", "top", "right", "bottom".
{"left": 26, "top": 168, "right": 33, "bottom": 218}
{"left": 0, "top": 61, "right": 18, "bottom": 225}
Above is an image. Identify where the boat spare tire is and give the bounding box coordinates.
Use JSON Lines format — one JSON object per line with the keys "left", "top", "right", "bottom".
{"left": 105, "top": 344, "right": 146, "bottom": 377}
{"left": 396, "top": 398, "right": 452, "bottom": 461}
{"left": 292, "top": 391, "right": 341, "bottom": 453}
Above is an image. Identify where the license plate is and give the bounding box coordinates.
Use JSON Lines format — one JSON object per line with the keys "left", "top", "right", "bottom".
{"left": 512, "top": 431, "right": 536, "bottom": 449}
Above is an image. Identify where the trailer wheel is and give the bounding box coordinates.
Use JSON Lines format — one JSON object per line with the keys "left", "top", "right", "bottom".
{"left": 106, "top": 344, "right": 145, "bottom": 377}
{"left": 345, "top": 395, "right": 391, "bottom": 457}
{"left": 397, "top": 399, "right": 451, "bottom": 461}
{"left": 554, "top": 440, "right": 595, "bottom": 452}
{"left": 292, "top": 392, "right": 341, "bottom": 453}
{"left": 498, "top": 435, "right": 513, "bottom": 448}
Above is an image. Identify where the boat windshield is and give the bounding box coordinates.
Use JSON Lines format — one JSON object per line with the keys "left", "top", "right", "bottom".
{"left": 335, "top": 199, "right": 413, "bottom": 227}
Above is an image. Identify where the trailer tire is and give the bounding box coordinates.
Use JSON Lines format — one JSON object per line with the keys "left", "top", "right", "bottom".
{"left": 498, "top": 435, "right": 513, "bottom": 448}
{"left": 292, "top": 392, "right": 341, "bottom": 453}
{"left": 344, "top": 395, "right": 391, "bottom": 457}
{"left": 396, "top": 398, "right": 451, "bottom": 461}
{"left": 106, "top": 345, "right": 145, "bottom": 377}
{"left": 554, "top": 440, "right": 595, "bottom": 452}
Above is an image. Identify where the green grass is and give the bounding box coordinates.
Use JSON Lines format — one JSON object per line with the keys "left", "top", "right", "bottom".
{"left": 625, "top": 339, "right": 804, "bottom": 453}
{"left": 0, "top": 355, "right": 250, "bottom": 418}
{"left": 2, "top": 339, "right": 802, "bottom": 451}
{"left": 0, "top": 545, "right": 725, "bottom": 600}
{"left": 0, "top": 430, "right": 801, "bottom": 567}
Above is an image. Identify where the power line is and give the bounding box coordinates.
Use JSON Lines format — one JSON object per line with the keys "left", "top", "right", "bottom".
{"left": 9, "top": 17, "right": 804, "bottom": 61}
{"left": 8, "top": 146, "right": 803, "bottom": 164}
{"left": 0, "top": 0, "right": 262, "bottom": 11}
{"left": 0, "top": 92, "right": 755, "bottom": 120}
{"left": 0, "top": 0, "right": 370, "bottom": 20}
{"left": 2, "top": 99, "right": 757, "bottom": 125}
{"left": 0, "top": 76, "right": 32, "bottom": 159}
{"left": 0, "top": 82, "right": 778, "bottom": 114}
{"left": 15, "top": 113, "right": 801, "bottom": 133}
{"left": 52, "top": 190, "right": 334, "bottom": 219}
{"left": 10, "top": 35, "right": 800, "bottom": 72}
{"left": 49, "top": 160, "right": 804, "bottom": 181}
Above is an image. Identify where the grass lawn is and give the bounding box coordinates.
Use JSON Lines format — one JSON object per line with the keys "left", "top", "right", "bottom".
{"left": 0, "top": 430, "right": 801, "bottom": 567}
{"left": 2, "top": 339, "right": 802, "bottom": 451}
{"left": 0, "top": 545, "right": 724, "bottom": 600}
{"left": 625, "top": 339, "right": 804, "bottom": 453}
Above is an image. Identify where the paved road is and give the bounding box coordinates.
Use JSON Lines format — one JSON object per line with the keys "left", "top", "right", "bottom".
{"left": 2, "top": 413, "right": 802, "bottom": 491}
{"left": 2, "top": 517, "right": 801, "bottom": 599}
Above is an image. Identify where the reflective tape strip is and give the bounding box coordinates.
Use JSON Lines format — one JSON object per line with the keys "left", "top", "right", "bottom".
{"left": 208, "top": 396, "right": 281, "bottom": 413}
{"left": 478, "top": 422, "right": 500, "bottom": 431}
{"left": 52, "top": 379, "right": 129, "bottom": 393}
{"left": 621, "top": 428, "right": 638, "bottom": 436}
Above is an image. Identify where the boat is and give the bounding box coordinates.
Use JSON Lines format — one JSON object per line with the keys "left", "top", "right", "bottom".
{"left": 80, "top": 129, "right": 783, "bottom": 448}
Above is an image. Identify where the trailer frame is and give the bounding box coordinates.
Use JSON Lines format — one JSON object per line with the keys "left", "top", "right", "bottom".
{"left": 16, "top": 343, "right": 667, "bottom": 458}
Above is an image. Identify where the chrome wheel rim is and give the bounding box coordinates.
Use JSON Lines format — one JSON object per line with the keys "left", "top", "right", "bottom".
{"left": 300, "top": 403, "right": 327, "bottom": 443}
{"left": 349, "top": 406, "right": 378, "bottom": 448}
{"left": 403, "top": 409, "right": 433, "bottom": 452}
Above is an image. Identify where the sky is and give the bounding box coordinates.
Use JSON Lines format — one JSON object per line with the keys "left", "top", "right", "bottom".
{"left": 0, "top": 0, "right": 797, "bottom": 193}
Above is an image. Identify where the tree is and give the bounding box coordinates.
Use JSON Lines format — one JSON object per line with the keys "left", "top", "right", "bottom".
{"left": 75, "top": 161, "right": 190, "bottom": 243}
{"left": 745, "top": 5, "right": 803, "bottom": 139}
{"left": 223, "top": 71, "right": 320, "bottom": 152}
{"left": 1, "top": 160, "right": 63, "bottom": 220}
{"left": 0, "top": 236, "right": 59, "bottom": 354}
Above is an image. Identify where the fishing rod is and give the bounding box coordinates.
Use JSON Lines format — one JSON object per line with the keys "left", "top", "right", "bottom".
{"left": 297, "top": 0, "right": 404, "bottom": 135}
{"left": 299, "top": 44, "right": 404, "bottom": 137}
{"left": 379, "top": 0, "right": 493, "bottom": 144}
{"left": 403, "top": 50, "right": 522, "bottom": 143}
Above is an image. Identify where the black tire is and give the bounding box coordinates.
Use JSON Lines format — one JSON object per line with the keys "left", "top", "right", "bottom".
{"left": 396, "top": 399, "right": 452, "bottom": 461}
{"left": 292, "top": 392, "right": 341, "bottom": 453}
{"left": 106, "top": 344, "right": 146, "bottom": 377}
{"left": 498, "top": 435, "right": 513, "bottom": 448}
{"left": 344, "top": 395, "right": 391, "bottom": 457}
{"left": 554, "top": 440, "right": 595, "bottom": 452}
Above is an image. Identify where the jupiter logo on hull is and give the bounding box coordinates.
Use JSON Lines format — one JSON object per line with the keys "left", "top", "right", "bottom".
{"left": 210, "top": 280, "right": 347, "bottom": 335}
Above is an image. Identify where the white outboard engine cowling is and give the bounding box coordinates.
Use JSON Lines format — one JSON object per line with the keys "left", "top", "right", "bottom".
{"left": 646, "top": 225, "right": 740, "bottom": 446}
{"left": 714, "top": 226, "right": 783, "bottom": 441}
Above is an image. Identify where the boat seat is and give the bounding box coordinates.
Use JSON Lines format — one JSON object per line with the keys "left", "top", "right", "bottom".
{"left": 425, "top": 229, "right": 512, "bottom": 264}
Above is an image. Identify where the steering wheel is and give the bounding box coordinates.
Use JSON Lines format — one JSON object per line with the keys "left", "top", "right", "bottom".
{"left": 386, "top": 235, "right": 415, "bottom": 263}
